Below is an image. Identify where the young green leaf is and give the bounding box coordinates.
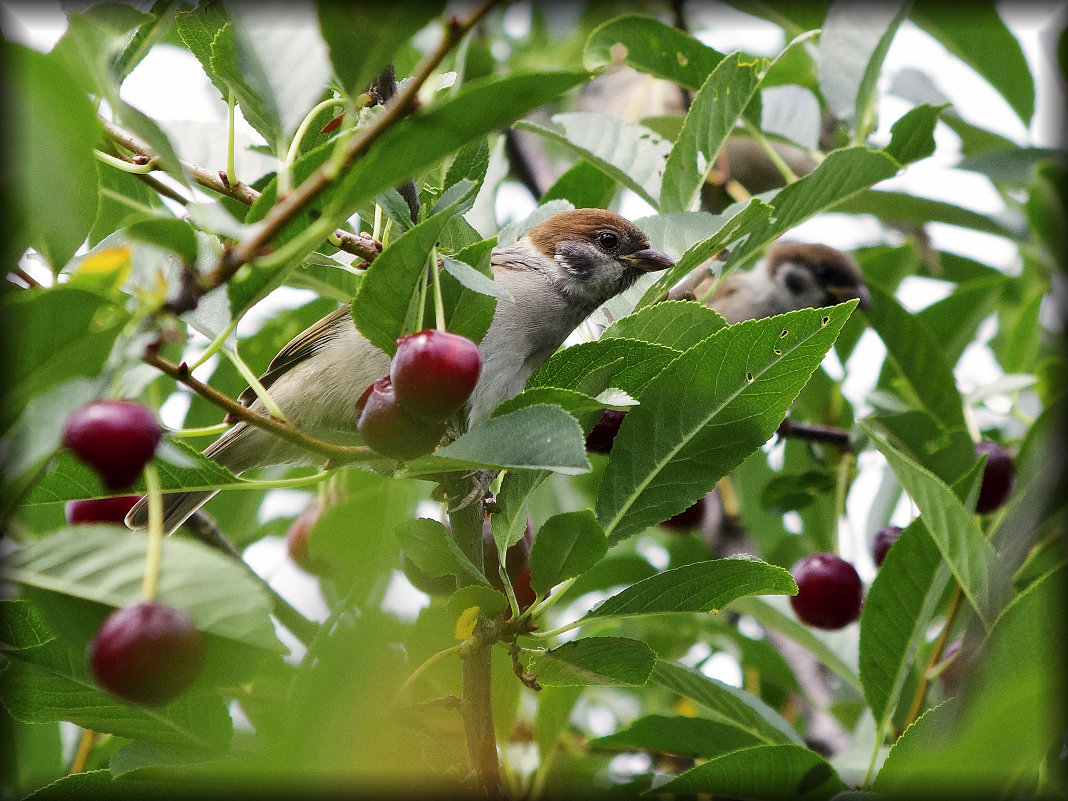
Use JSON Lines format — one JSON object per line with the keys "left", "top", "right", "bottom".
{"left": 654, "top": 743, "right": 846, "bottom": 800}
{"left": 603, "top": 300, "right": 726, "bottom": 350}
{"left": 884, "top": 103, "right": 950, "bottom": 165}
{"left": 527, "top": 337, "right": 681, "bottom": 400}
{"left": 578, "top": 557, "right": 796, "bottom": 623}
{"left": 526, "top": 637, "right": 656, "bottom": 687}
{"left": 588, "top": 713, "right": 763, "bottom": 758}
{"left": 528, "top": 510, "right": 607, "bottom": 595}
{"left": 394, "top": 518, "right": 489, "bottom": 588}
{"left": 598, "top": 303, "right": 856, "bottom": 545}
{"left": 490, "top": 387, "right": 635, "bottom": 421}
{"left": 540, "top": 160, "right": 617, "bottom": 209}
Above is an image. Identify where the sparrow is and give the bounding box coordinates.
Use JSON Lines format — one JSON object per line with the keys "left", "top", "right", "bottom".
{"left": 128, "top": 209, "right": 674, "bottom": 534}
{"left": 669, "top": 241, "right": 871, "bottom": 323}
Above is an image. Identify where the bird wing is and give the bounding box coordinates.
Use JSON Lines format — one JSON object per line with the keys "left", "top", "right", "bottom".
{"left": 237, "top": 304, "right": 353, "bottom": 406}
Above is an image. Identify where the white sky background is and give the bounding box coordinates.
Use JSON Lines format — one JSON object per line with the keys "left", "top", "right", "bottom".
{"left": 2, "top": 2, "right": 1064, "bottom": 650}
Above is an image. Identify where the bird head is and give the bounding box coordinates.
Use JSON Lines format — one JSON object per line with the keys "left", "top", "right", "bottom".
{"left": 765, "top": 241, "right": 872, "bottom": 313}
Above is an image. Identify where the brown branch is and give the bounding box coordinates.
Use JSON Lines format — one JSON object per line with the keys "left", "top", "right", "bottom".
{"left": 205, "top": 0, "right": 501, "bottom": 290}
{"left": 776, "top": 418, "right": 855, "bottom": 452}
{"left": 141, "top": 349, "right": 380, "bottom": 466}
{"left": 99, "top": 119, "right": 382, "bottom": 262}
{"left": 372, "top": 63, "right": 421, "bottom": 224}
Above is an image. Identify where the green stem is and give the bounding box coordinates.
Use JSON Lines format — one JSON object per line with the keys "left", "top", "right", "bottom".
{"left": 430, "top": 247, "right": 446, "bottom": 331}
{"left": 226, "top": 88, "right": 237, "bottom": 185}
{"left": 520, "top": 576, "right": 577, "bottom": 622}
{"left": 222, "top": 349, "right": 286, "bottom": 420}
{"left": 279, "top": 97, "right": 346, "bottom": 196}
{"left": 190, "top": 317, "right": 240, "bottom": 370}
{"left": 141, "top": 465, "right": 164, "bottom": 603}
{"left": 741, "top": 117, "right": 798, "bottom": 184}
{"left": 169, "top": 423, "right": 230, "bottom": 438}
{"left": 393, "top": 643, "right": 463, "bottom": 702}
{"left": 93, "top": 148, "right": 155, "bottom": 174}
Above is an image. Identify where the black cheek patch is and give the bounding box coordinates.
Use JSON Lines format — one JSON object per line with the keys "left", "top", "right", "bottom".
{"left": 558, "top": 242, "right": 599, "bottom": 274}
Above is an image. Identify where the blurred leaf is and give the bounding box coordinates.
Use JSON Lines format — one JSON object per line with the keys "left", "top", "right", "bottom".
{"left": 440, "top": 255, "right": 512, "bottom": 301}
{"left": 655, "top": 743, "right": 846, "bottom": 800}
{"left": 818, "top": 1, "right": 909, "bottom": 137}
{"left": 24, "top": 439, "right": 241, "bottom": 505}
{"left": 90, "top": 161, "right": 169, "bottom": 247}
{"left": 762, "top": 84, "right": 822, "bottom": 150}
{"left": 528, "top": 510, "right": 607, "bottom": 595}
{"left": 534, "top": 686, "right": 582, "bottom": 761}
{"left": 728, "top": 148, "right": 900, "bottom": 268}
{"left": 3, "top": 44, "right": 100, "bottom": 269}
{"left": 865, "top": 410, "right": 975, "bottom": 487}
{"left": 51, "top": 3, "right": 150, "bottom": 97}
{"left": 651, "top": 660, "right": 803, "bottom": 745}
{"left": 884, "top": 103, "right": 949, "bottom": 164}
{"left": 916, "top": 275, "right": 1006, "bottom": 366}
{"left": 957, "top": 147, "right": 1067, "bottom": 185}
{"left": 210, "top": 21, "right": 282, "bottom": 148}
{"left": 598, "top": 303, "right": 855, "bottom": 544}
{"left": 583, "top": 14, "right": 724, "bottom": 91}
{"left": 731, "top": 596, "right": 863, "bottom": 694}
{"left": 0, "top": 287, "right": 125, "bottom": 432}
{"left": 660, "top": 51, "right": 771, "bottom": 213}
{"left": 126, "top": 218, "right": 198, "bottom": 264}
{"left": 862, "top": 424, "right": 997, "bottom": 626}
{"left": 589, "top": 713, "right": 763, "bottom": 757}
{"left": 911, "top": 0, "right": 1035, "bottom": 125}
{"left": 759, "top": 470, "right": 837, "bottom": 514}
{"left": 580, "top": 557, "right": 796, "bottom": 623}
{"left": 317, "top": 2, "right": 444, "bottom": 96}
{"left": 0, "top": 600, "right": 55, "bottom": 650}
{"left": 874, "top": 566, "right": 1066, "bottom": 797}
{"left": 603, "top": 300, "right": 726, "bottom": 350}
{"left": 540, "top": 160, "right": 617, "bottom": 209}
{"left": 1025, "top": 161, "right": 1068, "bottom": 263}
{"left": 394, "top": 518, "right": 489, "bottom": 587}
{"left": 833, "top": 189, "right": 1025, "bottom": 239}
{"left": 3, "top": 527, "right": 283, "bottom": 652}
{"left": 527, "top": 637, "right": 656, "bottom": 687}
{"left": 116, "top": 100, "right": 186, "bottom": 183}
{"left": 401, "top": 405, "right": 590, "bottom": 476}
{"left": 515, "top": 112, "right": 671, "bottom": 207}
{"left": 445, "top": 137, "right": 491, "bottom": 193}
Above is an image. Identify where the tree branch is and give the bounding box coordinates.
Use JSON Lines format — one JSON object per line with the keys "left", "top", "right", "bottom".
{"left": 776, "top": 418, "right": 855, "bottom": 452}
{"left": 141, "top": 348, "right": 381, "bottom": 466}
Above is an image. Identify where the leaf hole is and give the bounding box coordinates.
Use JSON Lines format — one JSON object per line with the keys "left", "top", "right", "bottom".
{"left": 821, "top": 316, "right": 830, "bottom": 326}
{"left": 773, "top": 348, "right": 781, "bottom": 355}
{"left": 746, "top": 372, "right": 754, "bottom": 382}
{"left": 780, "top": 329, "right": 788, "bottom": 337}
{"left": 610, "top": 43, "right": 628, "bottom": 62}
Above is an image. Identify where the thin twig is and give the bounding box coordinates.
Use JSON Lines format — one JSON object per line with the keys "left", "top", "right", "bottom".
{"left": 141, "top": 349, "right": 380, "bottom": 466}
{"left": 776, "top": 419, "right": 854, "bottom": 452}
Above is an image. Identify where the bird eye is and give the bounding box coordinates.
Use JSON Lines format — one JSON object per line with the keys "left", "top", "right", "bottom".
{"left": 597, "top": 231, "right": 619, "bottom": 250}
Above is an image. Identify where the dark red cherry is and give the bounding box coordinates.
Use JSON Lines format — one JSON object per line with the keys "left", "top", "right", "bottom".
{"left": 483, "top": 515, "right": 533, "bottom": 591}
{"left": 585, "top": 409, "right": 627, "bottom": 454}
{"left": 974, "top": 440, "right": 1015, "bottom": 514}
{"left": 89, "top": 603, "right": 205, "bottom": 706}
{"left": 62, "top": 401, "right": 162, "bottom": 489}
{"left": 356, "top": 376, "right": 446, "bottom": 460}
{"left": 391, "top": 330, "right": 481, "bottom": 421}
{"left": 660, "top": 498, "right": 706, "bottom": 531}
{"left": 790, "top": 553, "right": 863, "bottom": 630}
{"left": 512, "top": 565, "right": 537, "bottom": 611}
{"left": 66, "top": 496, "right": 141, "bottom": 525}
{"left": 871, "top": 525, "right": 903, "bottom": 567}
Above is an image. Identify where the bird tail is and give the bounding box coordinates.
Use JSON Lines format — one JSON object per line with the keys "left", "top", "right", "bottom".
{"left": 125, "top": 423, "right": 254, "bottom": 536}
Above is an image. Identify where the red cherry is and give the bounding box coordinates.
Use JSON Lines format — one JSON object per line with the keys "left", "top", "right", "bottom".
{"left": 286, "top": 502, "right": 330, "bottom": 577}
{"left": 789, "top": 553, "right": 863, "bottom": 630}
{"left": 89, "top": 603, "right": 205, "bottom": 706}
{"left": 871, "top": 525, "right": 903, "bottom": 567}
{"left": 939, "top": 638, "right": 970, "bottom": 696}
{"left": 660, "top": 498, "right": 706, "bottom": 532}
{"left": 975, "top": 440, "right": 1015, "bottom": 514}
{"left": 512, "top": 565, "right": 537, "bottom": 611}
{"left": 63, "top": 401, "right": 162, "bottom": 489}
{"left": 356, "top": 376, "right": 446, "bottom": 460}
{"left": 391, "top": 330, "right": 481, "bottom": 421}
{"left": 585, "top": 409, "right": 626, "bottom": 454}
{"left": 65, "top": 496, "right": 142, "bottom": 525}
{"left": 482, "top": 515, "right": 533, "bottom": 591}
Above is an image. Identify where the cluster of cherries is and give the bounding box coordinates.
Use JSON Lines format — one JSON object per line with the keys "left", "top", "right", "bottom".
{"left": 356, "top": 330, "right": 481, "bottom": 460}
{"left": 61, "top": 400, "right": 204, "bottom": 707}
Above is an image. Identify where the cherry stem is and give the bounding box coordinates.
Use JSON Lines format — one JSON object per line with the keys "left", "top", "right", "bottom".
{"left": 393, "top": 643, "right": 462, "bottom": 703}
{"left": 141, "top": 464, "right": 164, "bottom": 603}
{"left": 431, "top": 246, "right": 446, "bottom": 332}
{"left": 226, "top": 88, "right": 237, "bottom": 186}
{"left": 70, "top": 729, "right": 96, "bottom": 774}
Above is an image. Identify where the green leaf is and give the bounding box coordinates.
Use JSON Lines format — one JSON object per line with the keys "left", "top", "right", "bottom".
{"left": 401, "top": 405, "right": 591, "bottom": 476}
{"left": 660, "top": 50, "right": 771, "bottom": 213}
{"left": 654, "top": 744, "right": 846, "bottom": 800}
{"left": 598, "top": 304, "right": 855, "bottom": 544}
{"left": 588, "top": 713, "right": 763, "bottom": 758}
{"left": 0, "top": 600, "right": 56, "bottom": 650}
{"left": 580, "top": 556, "right": 795, "bottom": 623}
{"left": 637, "top": 199, "right": 774, "bottom": 308}
{"left": 317, "top": 2, "right": 444, "bottom": 96}
{"left": 24, "top": 438, "right": 241, "bottom": 505}
{"left": 350, "top": 207, "right": 457, "bottom": 357}
{"left": 174, "top": 3, "right": 231, "bottom": 101}
{"left": 540, "top": 160, "right": 617, "bottom": 209}
{"left": 491, "top": 387, "right": 635, "bottom": 421}
{"left": 490, "top": 467, "right": 548, "bottom": 563}
{"left": 50, "top": 3, "right": 151, "bottom": 98}
{"left": 861, "top": 423, "right": 998, "bottom": 626}
{"left": 514, "top": 112, "right": 671, "bottom": 207}
{"left": 209, "top": 22, "right": 281, "bottom": 149}
{"left": 394, "top": 518, "right": 489, "bottom": 588}
{"left": 858, "top": 521, "right": 951, "bottom": 727}
{"left": 2, "top": 44, "right": 100, "bottom": 269}
{"left": 728, "top": 148, "right": 901, "bottom": 268}
{"left": 528, "top": 337, "right": 681, "bottom": 400}
{"left": 526, "top": 637, "right": 656, "bottom": 687}
{"left": 833, "top": 189, "right": 1025, "bottom": 239}
{"left": 584, "top": 14, "right": 725, "bottom": 90}
{"left": 445, "top": 137, "right": 491, "bottom": 194}
{"left": 528, "top": 510, "right": 607, "bottom": 595}
{"left": 818, "top": 1, "right": 909, "bottom": 138}
{"left": 3, "top": 527, "right": 283, "bottom": 653}
{"left": 884, "top": 103, "right": 949, "bottom": 164}
{"left": 603, "top": 300, "right": 726, "bottom": 350}
{"left": 730, "top": 597, "right": 863, "bottom": 694}
{"left": 1025, "top": 160, "right": 1068, "bottom": 261}
{"left": 440, "top": 255, "right": 513, "bottom": 302}
{"left": 126, "top": 218, "right": 199, "bottom": 264}
{"left": 957, "top": 146, "right": 1067, "bottom": 186}
{"left": 874, "top": 567, "right": 1065, "bottom": 796}
{"left": 863, "top": 410, "right": 975, "bottom": 490}
{"left": 0, "top": 287, "right": 126, "bottom": 432}
{"left": 651, "top": 660, "right": 803, "bottom": 745}
{"left": 447, "top": 585, "right": 508, "bottom": 620}
{"left": 911, "top": 0, "right": 1035, "bottom": 125}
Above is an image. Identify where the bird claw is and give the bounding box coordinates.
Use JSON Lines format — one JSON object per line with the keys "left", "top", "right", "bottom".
{"left": 451, "top": 469, "right": 498, "bottom": 511}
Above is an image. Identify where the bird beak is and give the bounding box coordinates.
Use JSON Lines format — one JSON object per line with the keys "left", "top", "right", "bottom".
{"left": 624, "top": 246, "right": 675, "bottom": 273}
{"left": 828, "top": 283, "right": 872, "bottom": 311}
